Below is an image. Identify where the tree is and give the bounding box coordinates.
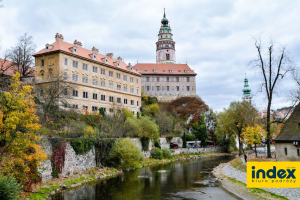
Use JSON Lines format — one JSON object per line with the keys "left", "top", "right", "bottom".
{"left": 251, "top": 38, "right": 294, "bottom": 158}
{"left": 8, "top": 33, "right": 36, "bottom": 77}
{"left": 242, "top": 125, "right": 265, "bottom": 158}
{"left": 191, "top": 116, "right": 207, "bottom": 146}
{"left": 0, "top": 73, "right": 46, "bottom": 191}
{"left": 154, "top": 111, "right": 174, "bottom": 136}
{"left": 182, "top": 132, "right": 187, "bottom": 148}
{"left": 216, "top": 101, "right": 258, "bottom": 156}
{"left": 138, "top": 116, "right": 159, "bottom": 141}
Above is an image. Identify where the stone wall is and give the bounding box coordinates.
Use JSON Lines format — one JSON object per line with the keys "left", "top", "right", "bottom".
{"left": 276, "top": 143, "right": 300, "bottom": 161}
{"left": 38, "top": 139, "right": 96, "bottom": 182}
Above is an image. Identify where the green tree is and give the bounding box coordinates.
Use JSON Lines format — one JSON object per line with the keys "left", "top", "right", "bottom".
{"left": 182, "top": 132, "right": 187, "bottom": 148}
{"left": 154, "top": 112, "right": 174, "bottom": 136}
{"left": 138, "top": 116, "right": 159, "bottom": 141}
{"left": 191, "top": 116, "right": 207, "bottom": 147}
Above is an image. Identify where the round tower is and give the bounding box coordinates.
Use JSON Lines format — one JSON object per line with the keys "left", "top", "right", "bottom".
{"left": 156, "top": 9, "right": 176, "bottom": 64}
{"left": 242, "top": 75, "right": 252, "bottom": 103}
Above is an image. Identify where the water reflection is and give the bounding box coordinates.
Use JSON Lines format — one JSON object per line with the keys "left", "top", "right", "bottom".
{"left": 52, "top": 156, "right": 241, "bottom": 200}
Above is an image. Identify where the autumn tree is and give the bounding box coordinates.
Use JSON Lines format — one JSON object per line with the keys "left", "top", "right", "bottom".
{"left": 251, "top": 38, "right": 294, "bottom": 158}
{"left": 242, "top": 125, "right": 265, "bottom": 157}
{"left": 8, "top": 33, "right": 36, "bottom": 77}
{"left": 0, "top": 73, "right": 46, "bottom": 191}
{"left": 216, "top": 101, "right": 258, "bottom": 155}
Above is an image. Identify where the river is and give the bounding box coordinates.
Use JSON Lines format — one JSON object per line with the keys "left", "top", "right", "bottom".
{"left": 52, "top": 155, "right": 241, "bottom": 200}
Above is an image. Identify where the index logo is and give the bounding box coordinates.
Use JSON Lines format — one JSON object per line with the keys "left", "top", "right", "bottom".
{"left": 247, "top": 162, "right": 300, "bottom": 188}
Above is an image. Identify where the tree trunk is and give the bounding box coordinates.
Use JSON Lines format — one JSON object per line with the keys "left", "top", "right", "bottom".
{"left": 255, "top": 143, "right": 257, "bottom": 158}
{"left": 238, "top": 132, "right": 243, "bottom": 156}
{"left": 266, "top": 102, "right": 272, "bottom": 158}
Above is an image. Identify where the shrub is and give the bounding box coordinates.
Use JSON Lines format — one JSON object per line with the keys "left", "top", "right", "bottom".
{"left": 162, "top": 148, "right": 172, "bottom": 159}
{"left": 182, "top": 132, "right": 187, "bottom": 148}
{"left": 186, "top": 134, "right": 196, "bottom": 141}
{"left": 151, "top": 147, "right": 163, "bottom": 159}
{"left": 166, "top": 135, "right": 173, "bottom": 143}
{"left": 69, "top": 138, "right": 96, "bottom": 155}
{"left": 0, "top": 174, "right": 22, "bottom": 200}
{"left": 140, "top": 136, "right": 150, "bottom": 151}
{"left": 110, "top": 138, "right": 144, "bottom": 169}
{"left": 154, "top": 140, "right": 161, "bottom": 149}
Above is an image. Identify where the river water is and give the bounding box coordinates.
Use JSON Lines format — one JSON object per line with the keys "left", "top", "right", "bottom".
{"left": 52, "top": 155, "right": 241, "bottom": 200}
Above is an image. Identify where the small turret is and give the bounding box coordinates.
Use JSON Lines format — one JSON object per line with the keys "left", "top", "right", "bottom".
{"left": 242, "top": 74, "right": 252, "bottom": 103}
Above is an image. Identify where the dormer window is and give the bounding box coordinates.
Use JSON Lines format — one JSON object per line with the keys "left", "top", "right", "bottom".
{"left": 137, "top": 68, "right": 141, "bottom": 72}
{"left": 90, "top": 53, "right": 97, "bottom": 60}
{"left": 45, "top": 44, "right": 53, "bottom": 52}
{"left": 70, "top": 46, "right": 78, "bottom": 54}
{"left": 105, "top": 57, "right": 108, "bottom": 63}
{"left": 154, "top": 68, "right": 157, "bottom": 72}
{"left": 185, "top": 68, "right": 189, "bottom": 73}
{"left": 117, "top": 61, "right": 119, "bottom": 67}
{"left": 169, "top": 68, "right": 173, "bottom": 73}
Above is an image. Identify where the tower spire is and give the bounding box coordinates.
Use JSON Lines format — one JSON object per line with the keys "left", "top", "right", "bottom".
{"left": 242, "top": 74, "right": 252, "bottom": 103}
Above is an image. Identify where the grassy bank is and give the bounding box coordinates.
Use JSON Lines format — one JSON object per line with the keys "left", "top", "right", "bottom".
{"left": 25, "top": 151, "right": 234, "bottom": 200}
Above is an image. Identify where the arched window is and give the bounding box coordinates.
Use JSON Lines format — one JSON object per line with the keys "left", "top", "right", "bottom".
{"left": 166, "top": 54, "right": 170, "bottom": 60}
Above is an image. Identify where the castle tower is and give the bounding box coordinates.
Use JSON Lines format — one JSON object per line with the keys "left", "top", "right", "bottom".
{"left": 242, "top": 75, "right": 252, "bottom": 103}
{"left": 156, "top": 9, "right": 176, "bottom": 64}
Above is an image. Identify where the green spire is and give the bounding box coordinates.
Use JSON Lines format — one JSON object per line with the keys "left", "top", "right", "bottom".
{"left": 242, "top": 74, "right": 252, "bottom": 99}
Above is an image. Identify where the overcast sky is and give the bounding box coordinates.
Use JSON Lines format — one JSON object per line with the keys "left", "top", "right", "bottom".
{"left": 0, "top": 0, "right": 299, "bottom": 112}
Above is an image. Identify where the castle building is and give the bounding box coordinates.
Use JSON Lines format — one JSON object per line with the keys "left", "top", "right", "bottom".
{"left": 33, "top": 33, "right": 141, "bottom": 114}
{"left": 242, "top": 75, "right": 252, "bottom": 103}
{"left": 134, "top": 9, "right": 197, "bottom": 101}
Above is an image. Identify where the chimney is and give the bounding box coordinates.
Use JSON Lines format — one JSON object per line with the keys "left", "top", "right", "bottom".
{"left": 55, "top": 33, "right": 64, "bottom": 41}
{"left": 74, "top": 39, "right": 82, "bottom": 47}
{"left": 106, "top": 53, "right": 113, "bottom": 58}
{"left": 92, "top": 46, "right": 99, "bottom": 53}
{"left": 117, "top": 56, "right": 122, "bottom": 61}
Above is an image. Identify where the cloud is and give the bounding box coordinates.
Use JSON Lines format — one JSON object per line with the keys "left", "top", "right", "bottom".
{"left": 0, "top": 0, "right": 299, "bottom": 111}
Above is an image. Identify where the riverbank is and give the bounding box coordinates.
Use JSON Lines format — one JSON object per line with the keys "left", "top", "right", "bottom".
{"left": 25, "top": 152, "right": 236, "bottom": 200}
{"left": 212, "top": 156, "right": 296, "bottom": 200}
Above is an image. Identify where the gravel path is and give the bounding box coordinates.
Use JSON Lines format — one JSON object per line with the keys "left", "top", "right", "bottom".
{"left": 221, "top": 158, "right": 300, "bottom": 200}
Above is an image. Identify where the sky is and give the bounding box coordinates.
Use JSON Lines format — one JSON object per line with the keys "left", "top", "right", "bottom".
{"left": 0, "top": 0, "right": 299, "bottom": 112}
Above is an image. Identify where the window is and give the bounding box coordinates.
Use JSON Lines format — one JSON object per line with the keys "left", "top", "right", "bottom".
{"left": 130, "top": 88, "right": 134, "bottom": 93}
{"left": 124, "top": 99, "right": 127, "bottom": 104}
{"left": 109, "top": 82, "right": 113, "bottom": 89}
{"left": 83, "top": 77, "right": 88, "bottom": 83}
{"left": 41, "top": 59, "right": 44, "bottom": 67}
{"left": 72, "top": 90, "right": 78, "bottom": 97}
{"left": 285, "top": 148, "right": 287, "bottom": 155}
{"left": 146, "top": 86, "right": 150, "bottom": 91}
{"left": 166, "top": 53, "right": 170, "bottom": 60}
{"left": 93, "top": 93, "right": 97, "bottom": 100}
{"left": 137, "top": 89, "right": 139, "bottom": 94}
{"left": 93, "top": 79, "right": 98, "bottom": 86}
{"left": 72, "top": 74, "right": 78, "bottom": 82}
{"left": 157, "top": 86, "right": 160, "bottom": 91}
{"left": 109, "top": 96, "right": 114, "bottom": 102}
{"left": 157, "top": 77, "right": 160, "bottom": 82}
{"left": 137, "top": 101, "right": 139, "bottom": 106}
{"left": 166, "top": 77, "right": 169, "bottom": 82}
{"left": 93, "top": 66, "right": 98, "bottom": 73}
{"left": 117, "top": 97, "right": 121, "bottom": 103}
{"left": 130, "top": 77, "right": 134, "bottom": 82}
{"left": 64, "top": 72, "right": 67, "bottom": 80}
{"left": 176, "top": 77, "right": 179, "bottom": 82}
{"left": 83, "top": 91, "right": 88, "bottom": 98}
{"left": 187, "top": 77, "right": 190, "bottom": 82}
{"left": 73, "top": 60, "right": 78, "bottom": 68}
{"left": 162, "top": 86, "right": 164, "bottom": 90}
{"left": 124, "top": 86, "right": 128, "bottom": 92}
{"left": 131, "top": 100, "right": 134, "bottom": 105}
{"left": 73, "top": 104, "right": 78, "bottom": 109}
{"left": 65, "top": 58, "right": 68, "bottom": 65}
{"left": 146, "top": 77, "right": 149, "bottom": 82}
{"left": 123, "top": 75, "right": 127, "bottom": 81}
{"left": 92, "top": 106, "right": 98, "bottom": 111}
{"left": 298, "top": 149, "right": 300, "bottom": 157}
{"left": 187, "top": 86, "right": 190, "bottom": 91}
{"left": 117, "top": 85, "right": 121, "bottom": 91}
{"left": 101, "top": 68, "right": 105, "bottom": 75}
{"left": 101, "top": 81, "right": 105, "bottom": 87}
{"left": 109, "top": 108, "right": 114, "bottom": 113}
{"left": 101, "top": 95, "right": 105, "bottom": 101}
{"left": 83, "top": 63, "right": 88, "bottom": 70}
{"left": 137, "top": 79, "right": 139, "bottom": 84}
{"left": 109, "top": 71, "right": 113, "bottom": 77}
{"left": 101, "top": 107, "right": 106, "bottom": 113}
{"left": 83, "top": 105, "right": 88, "bottom": 110}
{"left": 63, "top": 88, "right": 68, "bottom": 95}
{"left": 117, "top": 73, "right": 121, "bottom": 79}
{"left": 176, "top": 86, "right": 179, "bottom": 91}
{"left": 167, "top": 86, "right": 170, "bottom": 91}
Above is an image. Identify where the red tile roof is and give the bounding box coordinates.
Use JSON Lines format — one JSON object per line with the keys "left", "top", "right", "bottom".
{"left": 133, "top": 63, "right": 197, "bottom": 75}
{"left": 33, "top": 39, "right": 140, "bottom": 76}
{"left": 0, "top": 58, "right": 35, "bottom": 77}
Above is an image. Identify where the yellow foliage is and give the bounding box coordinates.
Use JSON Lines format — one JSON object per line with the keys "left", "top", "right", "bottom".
{"left": 242, "top": 124, "right": 265, "bottom": 145}
{"left": 0, "top": 73, "right": 46, "bottom": 191}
